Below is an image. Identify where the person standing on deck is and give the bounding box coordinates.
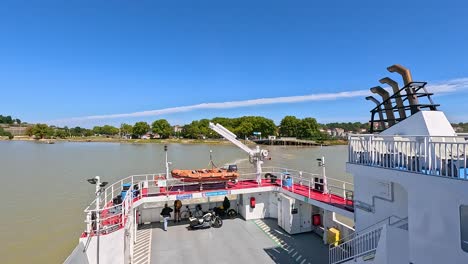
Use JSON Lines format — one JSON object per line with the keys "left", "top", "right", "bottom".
{"left": 256, "top": 160, "right": 263, "bottom": 185}
{"left": 160, "top": 204, "right": 173, "bottom": 231}
{"left": 174, "top": 199, "right": 182, "bottom": 222}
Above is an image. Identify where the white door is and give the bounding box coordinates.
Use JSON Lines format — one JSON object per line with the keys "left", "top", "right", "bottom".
{"left": 283, "top": 195, "right": 293, "bottom": 234}
{"left": 299, "top": 202, "right": 312, "bottom": 232}
{"left": 270, "top": 193, "right": 278, "bottom": 219}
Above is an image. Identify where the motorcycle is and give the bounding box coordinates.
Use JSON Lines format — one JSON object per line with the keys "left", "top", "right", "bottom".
{"left": 213, "top": 206, "right": 237, "bottom": 219}
{"left": 212, "top": 196, "right": 237, "bottom": 219}
{"left": 188, "top": 211, "right": 223, "bottom": 229}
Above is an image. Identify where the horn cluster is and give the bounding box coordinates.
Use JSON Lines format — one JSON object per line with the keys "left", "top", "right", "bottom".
{"left": 366, "top": 64, "right": 439, "bottom": 133}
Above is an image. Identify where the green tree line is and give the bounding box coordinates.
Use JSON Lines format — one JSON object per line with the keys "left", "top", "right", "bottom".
{"left": 6, "top": 113, "right": 371, "bottom": 141}
{"left": 182, "top": 116, "right": 277, "bottom": 139}
{"left": 0, "top": 127, "right": 14, "bottom": 139}
{"left": 0, "top": 115, "right": 21, "bottom": 124}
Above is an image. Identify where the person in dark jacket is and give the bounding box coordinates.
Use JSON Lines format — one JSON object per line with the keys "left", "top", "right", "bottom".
{"left": 160, "top": 204, "right": 173, "bottom": 231}
{"left": 174, "top": 199, "right": 182, "bottom": 222}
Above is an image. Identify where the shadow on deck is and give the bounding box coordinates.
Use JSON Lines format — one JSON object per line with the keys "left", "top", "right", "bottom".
{"left": 256, "top": 218, "right": 328, "bottom": 264}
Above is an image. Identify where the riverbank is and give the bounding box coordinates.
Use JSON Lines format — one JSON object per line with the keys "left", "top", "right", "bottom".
{"left": 2, "top": 136, "right": 253, "bottom": 145}
{"left": 1, "top": 136, "right": 347, "bottom": 146}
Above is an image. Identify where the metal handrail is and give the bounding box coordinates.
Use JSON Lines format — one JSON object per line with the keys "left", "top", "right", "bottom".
{"left": 333, "top": 215, "right": 405, "bottom": 245}
{"left": 348, "top": 134, "right": 468, "bottom": 179}
{"left": 91, "top": 167, "right": 353, "bottom": 208}
{"left": 329, "top": 225, "right": 383, "bottom": 264}
{"left": 329, "top": 215, "right": 408, "bottom": 264}
{"left": 81, "top": 167, "right": 355, "bottom": 236}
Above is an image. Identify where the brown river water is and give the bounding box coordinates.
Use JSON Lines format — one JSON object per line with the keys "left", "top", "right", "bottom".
{"left": 0, "top": 141, "right": 351, "bottom": 263}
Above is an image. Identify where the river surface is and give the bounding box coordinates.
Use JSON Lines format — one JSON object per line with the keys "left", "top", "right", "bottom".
{"left": 0, "top": 141, "right": 351, "bottom": 264}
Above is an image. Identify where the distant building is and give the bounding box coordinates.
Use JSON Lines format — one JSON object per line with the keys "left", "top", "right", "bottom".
{"left": 331, "top": 128, "right": 345, "bottom": 138}
{"left": 370, "top": 121, "right": 383, "bottom": 132}
{"left": 173, "top": 125, "right": 183, "bottom": 133}
{"left": 141, "top": 133, "right": 152, "bottom": 140}
{"left": 3, "top": 125, "right": 30, "bottom": 136}
{"left": 279, "top": 137, "right": 296, "bottom": 140}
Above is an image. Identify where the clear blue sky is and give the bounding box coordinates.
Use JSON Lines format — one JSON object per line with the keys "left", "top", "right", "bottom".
{"left": 1, "top": 0, "right": 467, "bottom": 127}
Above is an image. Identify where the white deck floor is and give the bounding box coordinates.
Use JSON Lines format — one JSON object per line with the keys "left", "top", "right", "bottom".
{"left": 142, "top": 218, "right": 328, "bottom": 264}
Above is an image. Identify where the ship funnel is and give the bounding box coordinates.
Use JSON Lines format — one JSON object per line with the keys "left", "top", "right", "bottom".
{"left": 370, "top": 86, "right": 395, "bottom": 126}
{"left": 387, "top": 64, "right": 419, "bottom": 114}
{"left": 387, "top": 64, "right": 412, "bottom": 85}
{"left": 366, "top": 96, "right": 386, "bottom": 130}
{"left": 379, "top": 77, "right": 406, "bottom": 120}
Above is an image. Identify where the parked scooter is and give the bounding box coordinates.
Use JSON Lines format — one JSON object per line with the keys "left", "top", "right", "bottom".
{"left": 188, "top": 211, "right": 223, "bottom": 229}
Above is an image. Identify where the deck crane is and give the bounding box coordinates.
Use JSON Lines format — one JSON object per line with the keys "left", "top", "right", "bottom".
{"left": 208, "top": 122, "right": 269, "bottom": 185}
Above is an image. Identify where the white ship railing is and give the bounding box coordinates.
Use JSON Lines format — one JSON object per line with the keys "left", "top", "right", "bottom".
{"left": 329, "top": 225, "right": 383, "bottom": 264}
{"left": 329, "top": 215, "right": 408, "bottom": 264}
{"left": 81, "top": 167, "right": 354, "bottom": 237}
{"left": 348, "top": 134, "right": 468, "bottom": 179}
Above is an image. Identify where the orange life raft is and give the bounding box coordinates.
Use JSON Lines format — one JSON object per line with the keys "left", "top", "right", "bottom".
{"left": 171, "top": 168, "right": 239, "bottom": 182}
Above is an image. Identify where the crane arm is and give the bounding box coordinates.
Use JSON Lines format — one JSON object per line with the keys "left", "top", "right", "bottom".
{"left": 209, "top": 122, "right": 254, "bottom": 155}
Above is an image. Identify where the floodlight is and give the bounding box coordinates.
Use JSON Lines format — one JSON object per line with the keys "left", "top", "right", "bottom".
{"left": 87, "top": 178, "right": 97, "bottom": 184}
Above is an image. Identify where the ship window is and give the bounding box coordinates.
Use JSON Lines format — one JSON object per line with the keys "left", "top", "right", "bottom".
{"left": 461, "top": 205, "right": 468, "bottom": 252}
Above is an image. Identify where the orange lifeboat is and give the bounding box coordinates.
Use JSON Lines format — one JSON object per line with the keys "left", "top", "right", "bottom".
{"left": 171, "top": 168, "right": 239, "bottom": 182}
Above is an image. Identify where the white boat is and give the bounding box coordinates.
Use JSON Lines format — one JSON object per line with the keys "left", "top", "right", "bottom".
{"left": 65, "top": 65, "right": 468, "bottom": 264}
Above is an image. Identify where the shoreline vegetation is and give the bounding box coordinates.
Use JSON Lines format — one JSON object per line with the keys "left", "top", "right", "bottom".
{"left": 1, "top": 136, "right": 348, "bottom": 146}
{"left": 1, "top": 114, "right": 357, "bottom": 146}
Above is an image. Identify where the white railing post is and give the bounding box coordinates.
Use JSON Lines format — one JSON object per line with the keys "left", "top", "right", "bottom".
{"left": 121, "top": 200, "right": 125, "bottom": 227}
{"left": 86, "top": 212, "right": 92, "bottom": 235}
{"left": 464, "top": 143, "right": 467, "bottom": 179}
{"left": 342, "top": 182, "right": 346, "bottom": 199}
{"left": 280, "top": 173, "right": 283, "bottom": 188}
{"left": 292, "top": 175, "right": 294, "bottom": 192}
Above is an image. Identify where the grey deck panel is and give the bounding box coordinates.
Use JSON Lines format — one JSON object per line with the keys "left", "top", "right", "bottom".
{"left": 147, "top": 218, "right": 328, "bottom": 264}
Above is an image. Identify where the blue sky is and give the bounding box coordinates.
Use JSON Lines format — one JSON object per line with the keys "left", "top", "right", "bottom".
{"left": 0, "top": 0, "right": 467, "bottom": 127}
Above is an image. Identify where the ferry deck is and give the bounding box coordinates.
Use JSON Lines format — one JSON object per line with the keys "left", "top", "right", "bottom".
{"left": 66, "top": 167, "right": 355, "bottom": 264}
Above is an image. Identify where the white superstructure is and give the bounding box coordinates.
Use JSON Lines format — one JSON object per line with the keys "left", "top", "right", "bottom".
{"left": 331, "top": 65, "right": 468, "bottom": 264}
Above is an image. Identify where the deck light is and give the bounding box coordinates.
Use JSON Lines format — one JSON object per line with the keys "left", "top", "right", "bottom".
{"left": 87, "top": 178, "right": 97, "bottom": 184}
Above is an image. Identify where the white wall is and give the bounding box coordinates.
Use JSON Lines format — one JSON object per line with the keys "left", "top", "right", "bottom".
{"left": 386, "top": 225, "right": 409, "bottom": 264}
{"left": 348, "top": 164, "right": 468, "bottom": 264}
{"left": 78, "top": 229, "right": 125, "bottom": 264}
{"left": 138, "top": 198, "right": 232, "bottom": 224}
{"left": 380, "top": 111, "right": 456, "bottom": 136}
{"left": 360, "top": 225, "right": 409, "bottom": 264}
{"left": 353, "top": 176, "right": 408, "bottom": 231}
{"left": 64, "top": 242, "right": 89, "bottom": 264}
{"left": 239, "top": 192, "right": 271, "bottom": 220}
